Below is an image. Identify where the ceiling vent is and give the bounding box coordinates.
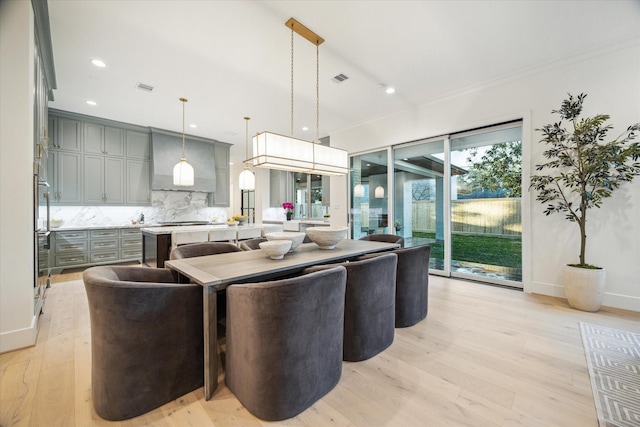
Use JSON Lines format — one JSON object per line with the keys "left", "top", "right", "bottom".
{"left": 136, "top": 82, "right": 154, "bottom": 92}
{"left": 332, "top": 73, "right": 349, "bottom": 83}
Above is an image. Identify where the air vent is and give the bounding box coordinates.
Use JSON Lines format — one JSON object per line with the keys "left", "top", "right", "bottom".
{"left": 136, "top": 82, "right": 154, "bottom": 92}
{"left": 332, "top": 73, "right": 349, "bottom": 83}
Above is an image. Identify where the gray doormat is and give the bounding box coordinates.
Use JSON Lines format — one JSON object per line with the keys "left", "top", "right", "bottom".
{"left": 580, "top": 322, "right": 640, "bottom": 427}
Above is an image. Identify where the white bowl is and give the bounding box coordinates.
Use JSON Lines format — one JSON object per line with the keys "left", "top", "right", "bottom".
{"left": 50, "top": 219, "right": 64, "bottom": 228}
{"left": 259, "top": 240, "right": 292, "bottom": 260}
{"left": 265, "top": 232, "right": 306, "bottom": 252}
{"left": 306, "top": 227, "right": 348, "bottom": 250}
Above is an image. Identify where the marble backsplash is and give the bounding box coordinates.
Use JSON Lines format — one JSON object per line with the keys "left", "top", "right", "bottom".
{"left": 50, "top": 191, "right": 229, "bottom": 227}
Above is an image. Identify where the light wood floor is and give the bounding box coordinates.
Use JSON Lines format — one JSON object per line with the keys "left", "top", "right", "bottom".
{"left": 2, "top": 273, "right": 639, "bottom": 427}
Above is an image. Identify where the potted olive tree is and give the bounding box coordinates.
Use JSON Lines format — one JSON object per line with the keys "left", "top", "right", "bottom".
{"left": 530, "top": 93, "right": 640, "bottom": 311}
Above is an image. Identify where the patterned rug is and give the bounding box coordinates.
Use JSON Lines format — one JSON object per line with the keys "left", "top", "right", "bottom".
{"left": 580, "top": 323, "right": 640, "bottom": 427}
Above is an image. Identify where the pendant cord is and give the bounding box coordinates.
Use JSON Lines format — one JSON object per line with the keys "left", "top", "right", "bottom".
{"left": 180, "top": 97, "right": 188, "bottom": 160}
{"left": 290, "top": 27, "right": 294, "bottom": 137}
{"left": 244, "top": 116, "right": 250, "bottom": 168}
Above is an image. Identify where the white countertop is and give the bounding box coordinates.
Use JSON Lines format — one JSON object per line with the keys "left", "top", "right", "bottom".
{"left": 140, "top": 224, "right": 267, "bottom": 235}
{"left": 50, "top": 223, "right": 158, "bottom": 231}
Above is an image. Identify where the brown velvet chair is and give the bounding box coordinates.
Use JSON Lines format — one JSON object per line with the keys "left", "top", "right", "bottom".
{"left": 239, "top": 237, "right": 267, "bottom": 251}
{"left": 359, "top": 233, "right": 405, "bottom": 248}
{"left": 169, "top": 241, "right": 241, "bottom": 259}
{"left": 82, "top": 266, "right": 203, "bottom": 421}
{"left": 361, "top": 245, "right": 431, "bottom": 327}
{"left": 305, "top": 253, "right": 397, "bottom": 361}
{"left": 225, "top": 266, "right": 347, "bottom": 421}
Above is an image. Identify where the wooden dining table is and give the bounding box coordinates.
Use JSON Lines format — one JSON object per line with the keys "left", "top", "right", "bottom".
{"left": 164, "top": 238, "right": 399, "bottom": 400}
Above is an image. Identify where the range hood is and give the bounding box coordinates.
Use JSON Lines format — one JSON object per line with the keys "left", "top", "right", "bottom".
{"left": 150, "top": 129, "right": 216, "bottom": 192}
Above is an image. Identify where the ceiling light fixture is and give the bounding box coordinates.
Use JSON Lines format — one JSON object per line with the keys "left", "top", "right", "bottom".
{"left": 251, "top": 18, "right": 348, "bottom": 176}
{"left": 238, "top": 116, "right": 255, "bottom": 191}
{"left": 385, "top": 87, "right": 396, "bottom": 94}
{"left": 173, "top": 97, "right": 194, "bottom": 186}
{"left": 91, "top": 59, "right": 106, "bottom": 67}
{"left": 189, "top": 124, "right": 197, "bottom": 128}
{"left": 86, "top": 100, "right": 97, "bottom": 106}
{"left": 375, "top": 186, "right": 385, "bottom": 198}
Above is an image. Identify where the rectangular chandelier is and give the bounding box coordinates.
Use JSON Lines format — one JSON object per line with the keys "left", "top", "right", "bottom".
{"left": 251, "top": 131, "right": 349, "bottom": 176}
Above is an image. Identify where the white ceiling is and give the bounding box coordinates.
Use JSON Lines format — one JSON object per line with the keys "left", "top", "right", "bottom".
{"left": 47, "top": 1, "right": 640, "bottom": 164}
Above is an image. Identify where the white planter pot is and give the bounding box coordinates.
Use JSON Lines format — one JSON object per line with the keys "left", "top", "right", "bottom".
{"left": 563, "top": 265, "right": 606, "bottom": 312}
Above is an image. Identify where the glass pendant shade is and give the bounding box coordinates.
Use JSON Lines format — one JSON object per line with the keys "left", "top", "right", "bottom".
{"left": 238, "top": 168, "right": 255, "bottom": 190}
{"left": 173, "top": 159, "right": 194, "bottom": 186}
{"left": 353, "top": 184, "right": 365, "bottom": 198}
{"left": 375, "top": 185, "right": 385, "bottom": 198}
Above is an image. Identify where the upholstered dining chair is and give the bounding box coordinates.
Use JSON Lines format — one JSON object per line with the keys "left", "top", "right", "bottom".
{"left": 82, "top": 265, "right": 203, "bottom": 421}
{"left": 304, "top": 253, "right": 398, "bottom": 362}
{"left": 360, "top": 244, "right": 431, "bottom": 328}
{"left": 225, "top": 266, "right": 347, "bottom": 421}
{"left": 239, "top": 237, "right": 267, "bottom": 251}
{"left": 359, "top": 233, "right": 405, "bottom": 248}
{"left": 169, "top": 241, "right": 241, "bottom": 260}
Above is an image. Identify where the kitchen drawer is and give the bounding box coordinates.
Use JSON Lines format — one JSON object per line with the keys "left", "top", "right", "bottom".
{"left": 55, "top": 230, "right": 88, "bottom": 240}
{"left": 90, "top": 250, "right": 120, "bottom": 263}
{"left": 56, "top": 253, "right": 88, "bottom": 267}
{"left": 121, "top": 248, "right": 142, "bottom": 260}
{"left": 91, "top": 238, "right": 119, "bottom": 250}
{"left": 56, "top": 240, "right": 88, "bottom": 253}
{"left": 120, "top": 228, "right": 141, "bottom": 237}
{"left": 121, "top": 237, "right": 142, "bottom": 248}
{"left": 91, "top": 229, "right": 119, "bottom": 238}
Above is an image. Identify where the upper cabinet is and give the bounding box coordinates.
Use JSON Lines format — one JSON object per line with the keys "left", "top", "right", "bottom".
{"left": 48, "top": 110, "right": 151, "bottom": 206}
{"left": 84, "top": 123, "right": 124, "bottom": 156}
{"left": 212, "top": 143, "right": 230, "bottom": 207}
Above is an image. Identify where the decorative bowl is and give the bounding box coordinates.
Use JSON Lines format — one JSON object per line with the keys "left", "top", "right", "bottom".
{"left": 306, "top": 226, "right": 348, "bottom": 250}
{"left": 265, "top": 232, "right": 306, "bottom": 252}
{"left": 259, "top": 240, "right": 292, "bottom": 260}
{"left": 50, "top": 219, "right": 64, "bottom": 228}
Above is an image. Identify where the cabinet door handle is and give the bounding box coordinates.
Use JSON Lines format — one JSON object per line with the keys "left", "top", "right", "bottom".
{"left": 65, "top": 257, "right": 82, "bottom": 262}
{"left": 96, "top": 254, "right": 112, "bottom": 259}
{"left": 63, "top": 244, "right": 79, "bottom": 249}
{"left": 96, "top": 243, "right": 111, "bottom": 247}
{"left": 97, "top": 232, "right": 111, "bottom": 235}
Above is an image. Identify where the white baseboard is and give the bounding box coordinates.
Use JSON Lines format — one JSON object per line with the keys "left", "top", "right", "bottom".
{"left": 0, "top": 315, "right": 38, "bottom": 354}
{"left": 531, "top": 281, "right": 639, "bottom": 312}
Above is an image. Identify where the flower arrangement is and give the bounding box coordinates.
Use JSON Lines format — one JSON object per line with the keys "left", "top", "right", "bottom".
{"left": 282, "top": 202, "right": 294, "bottom": 213}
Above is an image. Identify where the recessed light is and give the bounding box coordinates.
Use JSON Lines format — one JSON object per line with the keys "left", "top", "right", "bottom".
{"left": 385, "top": 87, "right": 395, "bottom": 94}
{"left": 190, "top": 124, "right": 197, "bottom": 128}
{"left": 91, "top": 59, "right": 106, "bottom": 67}
{"left": 229, "top": 162, "right": 234, "bottom": 166}
{"left": 302, "top": 126, "right": 309, "bottom": 131}
{"left": 86, "top": 100, "right": 97, "bottom": 106}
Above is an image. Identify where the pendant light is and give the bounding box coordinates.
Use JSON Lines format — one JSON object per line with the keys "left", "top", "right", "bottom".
{"left": 173, "top": 97, "right": 194, "bottom": 186}
{"left": 238, "top": 116, "right": 255, "bottom": 190}
{"left": 353, "top": 184, "right": 365, "bottom": 198}
{"left": 251, "top": 18, "right": 348, "bottom": 176}
{"left": 375, "top": 186, "right": 385, "bottom": 198}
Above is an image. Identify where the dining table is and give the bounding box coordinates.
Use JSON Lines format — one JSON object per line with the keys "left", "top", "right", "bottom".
{"left": 164, "top": 238, "right": 399, "bottom": 400}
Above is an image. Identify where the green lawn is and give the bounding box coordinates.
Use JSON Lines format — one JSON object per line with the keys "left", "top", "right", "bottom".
{"left": 414, "top": 232, "right": 521, "bottom": 268}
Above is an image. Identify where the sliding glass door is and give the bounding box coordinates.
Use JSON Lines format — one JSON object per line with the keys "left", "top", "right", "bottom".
{"left": 353, "top": 122, "right": 523, "bottom": 287}
{"left": 393, "top": 138, "right": 447, "bottom": 273}
{"left": 450, "top": 125, "right": 522, "bottom": 285}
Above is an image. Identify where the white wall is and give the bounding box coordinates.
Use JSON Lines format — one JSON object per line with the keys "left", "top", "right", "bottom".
{"left": 330, "top": 41, "right": 640, "bottom": 311}
{"left": 0, "top": 0, "right": 38, "bottom": 352}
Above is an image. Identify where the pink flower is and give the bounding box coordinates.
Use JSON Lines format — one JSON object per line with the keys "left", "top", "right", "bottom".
{"left": 282, "top": 202, "right": 294, "bottom": 213}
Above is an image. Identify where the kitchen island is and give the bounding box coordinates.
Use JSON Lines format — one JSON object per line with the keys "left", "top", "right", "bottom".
{"left": 141, "top": 223, "right": 283, "bottom": 267}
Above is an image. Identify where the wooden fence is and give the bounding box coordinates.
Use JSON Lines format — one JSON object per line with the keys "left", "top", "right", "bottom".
{"left": 357, "top": 198, "right": 521, "bottom": 236}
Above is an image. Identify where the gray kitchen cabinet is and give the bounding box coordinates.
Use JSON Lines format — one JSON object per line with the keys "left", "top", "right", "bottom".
{"left": 84, "top": 154, "right": 124, "bottom": 204}
{"left": 126, "top": 159, "right": 150, "bottom": 204}
{"left": 55, "top": 117, "right": 82, "bottom": 151}
{"left": 126, "top": 130, "right": 150, "bottom": 159}
{"left": 270, "top": 169, "right": 293, "bottom": 207}
{"left": 50, "top": 227, "right": 142, "bottom": 273}
{"left": 84, "top": 123, "right": 124, "bottom": 156}
{"left": 48, "top": 149, "right": 83, "bottom": 204}
{"left": 212, "top": 143, "right": 230, "bottom": 206}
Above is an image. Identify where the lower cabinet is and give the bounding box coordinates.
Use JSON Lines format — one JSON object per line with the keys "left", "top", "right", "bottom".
{"left": 51, "top": 228, "right": 142, "bottom": 273}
